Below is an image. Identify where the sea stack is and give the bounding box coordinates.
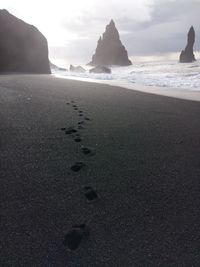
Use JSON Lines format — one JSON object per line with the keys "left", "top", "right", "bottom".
{"left": 88, "top": 19, "right": 132, "bottom": 66}
{"left": 179, "top": 26, "right": 196, "bottom": 63}
{"left": 0, "top": 9, "right": 51, "bottom": 73}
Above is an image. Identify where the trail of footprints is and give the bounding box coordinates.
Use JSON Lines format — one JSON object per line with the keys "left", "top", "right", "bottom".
{"left": 61, "top": 100, "right": 98, "bottom": 251}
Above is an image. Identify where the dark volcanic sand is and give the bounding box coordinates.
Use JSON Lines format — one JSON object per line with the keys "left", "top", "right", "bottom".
{"left": 1, "top": 74, "right": 200, "bottom": 266}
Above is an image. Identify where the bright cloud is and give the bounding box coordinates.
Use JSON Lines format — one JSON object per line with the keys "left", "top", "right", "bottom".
{"left": 0, "top": 0, "right": 199, "bottom": 66}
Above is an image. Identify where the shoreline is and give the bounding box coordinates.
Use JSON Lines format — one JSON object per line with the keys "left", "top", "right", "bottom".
{"left": 54, "top": 73, "right": 200, "bottom": 102}
{"left": 1, "top": 71, "right": 200, "bottom": 102}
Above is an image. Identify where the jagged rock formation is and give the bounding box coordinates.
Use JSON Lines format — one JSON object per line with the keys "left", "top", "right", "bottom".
{"left": 179, "top": 26, "right": 196, "bottom": 63}
{"left": 69, "top": 65, "right": 86, "bottom": 73}
{"left": 89, "top": 65, "right": 111, "bottom": 74}
{"left": 0, "top": 9, "right": 51, "bottom": 73}
{"left": 88, "top": 20, "right": 132, "bottom": 66}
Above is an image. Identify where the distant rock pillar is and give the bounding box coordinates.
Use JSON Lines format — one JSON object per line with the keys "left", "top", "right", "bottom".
{"left": 179, "top": 26, "right": 196, "bottom": 63}
{"left": 88, "top": 19, "right": 132, "bottom": 66}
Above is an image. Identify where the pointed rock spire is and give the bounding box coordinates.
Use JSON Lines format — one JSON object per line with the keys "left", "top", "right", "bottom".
{"left": 108, "top": 19, "right": 116, "bottom": 31}
{"left": 88, "top": 20, "right": 132, "bottom": 66}
{"left": 110, "top": 19, "right": 115, "bottom": 25}
{"left": 179, "top": 26, "right": 196, "bottom": 63}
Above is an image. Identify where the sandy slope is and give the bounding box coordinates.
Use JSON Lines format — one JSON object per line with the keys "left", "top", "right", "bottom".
{"left": 1, "top": 74, "right": 200, "bottom": 266}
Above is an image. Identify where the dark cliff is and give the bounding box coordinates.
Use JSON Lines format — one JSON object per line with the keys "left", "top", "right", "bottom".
{"left": 0, "top": 9, "right": 51, "bottom": 73}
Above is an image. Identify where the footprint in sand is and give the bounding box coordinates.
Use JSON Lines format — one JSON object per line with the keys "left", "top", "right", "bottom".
{"left": 64, "top": 224, "right": 89, "bottom": 250}
{"left": 65, "top": 127, "right": 77, "bottom": 135}
{"left": 84, "top": 186, "right": 98, "bottom": 201}
{"left": 74, "top": 136, "right": 82, "bottom": 142}
{"left": 81, "top": 147, "right": 92, "bottom": 155}
{"left": 78, "top": 121, "right": 85, "bottom": 125}
{"left": 84, "top": 117, "right": 91, "bottom": 121}
{"left": 78, "top": 125, "right": 84, "bottom": 130}
{"left": 77, "top": 121, "right": 85, "bottom": 130}
{"left": 71, "top": 162, "right": 86, "bottom": 172}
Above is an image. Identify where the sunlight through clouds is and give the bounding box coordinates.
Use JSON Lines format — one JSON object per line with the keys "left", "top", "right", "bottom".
{"left": 0, "top": 0, "right": 154, "bottom": 44}
{"left": 0, "top": 0, "right": 199, "bottom": 65}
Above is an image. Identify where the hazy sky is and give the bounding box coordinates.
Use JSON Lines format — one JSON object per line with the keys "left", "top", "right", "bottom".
{"left": 0, "top": 0, "right": 199, "bottom": 66}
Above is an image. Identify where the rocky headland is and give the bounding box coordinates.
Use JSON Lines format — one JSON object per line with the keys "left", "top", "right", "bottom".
{"left": 0, "top": 9, "right": 51, "bottom": 73}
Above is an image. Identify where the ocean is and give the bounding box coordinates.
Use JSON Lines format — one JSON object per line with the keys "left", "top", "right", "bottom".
{"left": 53, "top": 60, "right": 200, "bottom": 101}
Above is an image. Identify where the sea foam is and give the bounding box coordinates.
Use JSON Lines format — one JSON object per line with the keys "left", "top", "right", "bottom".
{"left": 53, "top": 60, "right": 200, "bottom": 101}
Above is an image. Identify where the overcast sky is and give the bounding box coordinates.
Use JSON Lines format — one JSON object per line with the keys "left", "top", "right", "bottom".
{"left": 0, "top": 0, "right": 199, "bottom": 66}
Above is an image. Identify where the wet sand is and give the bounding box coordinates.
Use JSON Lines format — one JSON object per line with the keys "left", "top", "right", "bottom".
{"left": 1, "top": 74, "right": 200, "bottom": 266}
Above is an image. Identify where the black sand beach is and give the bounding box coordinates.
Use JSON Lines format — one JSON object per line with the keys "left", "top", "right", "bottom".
{"left": 1, "top": 74, "right": 200, "bottom": 266}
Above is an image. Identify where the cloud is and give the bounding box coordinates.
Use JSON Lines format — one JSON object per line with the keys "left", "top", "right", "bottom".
{"left": 51, "top": 0, "right": 200, "bottom": 65}
{"left": 0, "top": 0, "right": 199, "bottom": 65}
